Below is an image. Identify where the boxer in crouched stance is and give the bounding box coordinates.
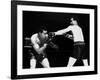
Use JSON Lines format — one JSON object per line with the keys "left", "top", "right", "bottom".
{"left": 30, "top": 26, "right": 58, "bottom": 68}
{"left": 30, "top": 26, "right": 50, "bottom": 68}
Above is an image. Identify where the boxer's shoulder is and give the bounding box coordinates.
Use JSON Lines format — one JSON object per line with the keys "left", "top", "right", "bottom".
{"left": 31, "top": 33, "right": 39, "bottom": 43}
{"left": 31, "top": 33, "right": 38, "bottom": 39}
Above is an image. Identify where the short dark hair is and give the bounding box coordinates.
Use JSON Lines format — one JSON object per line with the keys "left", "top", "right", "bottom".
{"left": 39, "top": 26, "right": 47, "bottom": 33}
{"left": 71, "top": 16, "right": 79, "bottom": 23}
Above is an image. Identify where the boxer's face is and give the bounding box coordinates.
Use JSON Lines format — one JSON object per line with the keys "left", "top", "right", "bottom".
{"left": 41, "top": 30, "right": 48, "bottom": 39}
{"left": 70, "top": 18, "right": 77, "bottom": 25}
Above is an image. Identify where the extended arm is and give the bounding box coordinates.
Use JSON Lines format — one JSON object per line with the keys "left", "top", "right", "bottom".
{"left": 55, "top": 26, "right": 71, "bottom": 36}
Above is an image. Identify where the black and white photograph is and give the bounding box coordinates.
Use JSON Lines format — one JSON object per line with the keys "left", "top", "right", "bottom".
{"left": 11, "top": 0, "right": 97, "bottom": 79}
{"left": 23, "top": 11, "right": 89, "bottom": 68}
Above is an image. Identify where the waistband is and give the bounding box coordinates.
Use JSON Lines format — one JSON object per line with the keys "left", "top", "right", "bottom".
{"left": 74, "top": 41, "right": 85, "bottom": 46}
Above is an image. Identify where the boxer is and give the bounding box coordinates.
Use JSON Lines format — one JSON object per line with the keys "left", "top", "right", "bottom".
{"left": 54, "top": 17, "right": 88, "bottom": 67}
{"left": 30, "top": 26, "right": 50, "bottom": 68}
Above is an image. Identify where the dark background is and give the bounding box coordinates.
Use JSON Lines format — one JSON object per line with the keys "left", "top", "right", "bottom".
{"left": 23, "top": 11, "right": 90, "bottom": 68}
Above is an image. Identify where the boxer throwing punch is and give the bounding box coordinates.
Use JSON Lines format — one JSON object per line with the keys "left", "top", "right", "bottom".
{"left": 55, "top": 17, "right": 88, "bottom": 67}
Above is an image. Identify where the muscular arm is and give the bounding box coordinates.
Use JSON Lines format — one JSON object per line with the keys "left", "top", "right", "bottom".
{"left": 31, "top": 35, "right": 47, "bottom": 54}
{"left": 34, "top": 43, "right": 47, "bottom": 54}
{"left": 55, "top": 26, "right": 71, "bottom": 36}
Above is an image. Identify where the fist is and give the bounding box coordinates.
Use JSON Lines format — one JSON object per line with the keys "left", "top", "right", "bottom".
{"left": 48, "top": 32, "right": 55, "bottom": 38}
{"left": 44, "top": 43, "right": 48, "bottom": 47}
{"left": 65, "top": 34, "right": 73, "bottom": 40}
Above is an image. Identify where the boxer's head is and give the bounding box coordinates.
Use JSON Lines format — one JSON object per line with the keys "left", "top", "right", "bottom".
{"left": 38, "top": 26, "right": 48, "bottom": 40}
{"left": 70, "top": 17, "right": 78, "bottom": 25}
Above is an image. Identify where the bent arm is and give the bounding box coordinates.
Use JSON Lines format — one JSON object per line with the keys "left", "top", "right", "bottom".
{"left": 31, "top": 36, "right": 47, "bottom": 54}
{"left": 33, "top": 43, "right": 47, "bottom": 54}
